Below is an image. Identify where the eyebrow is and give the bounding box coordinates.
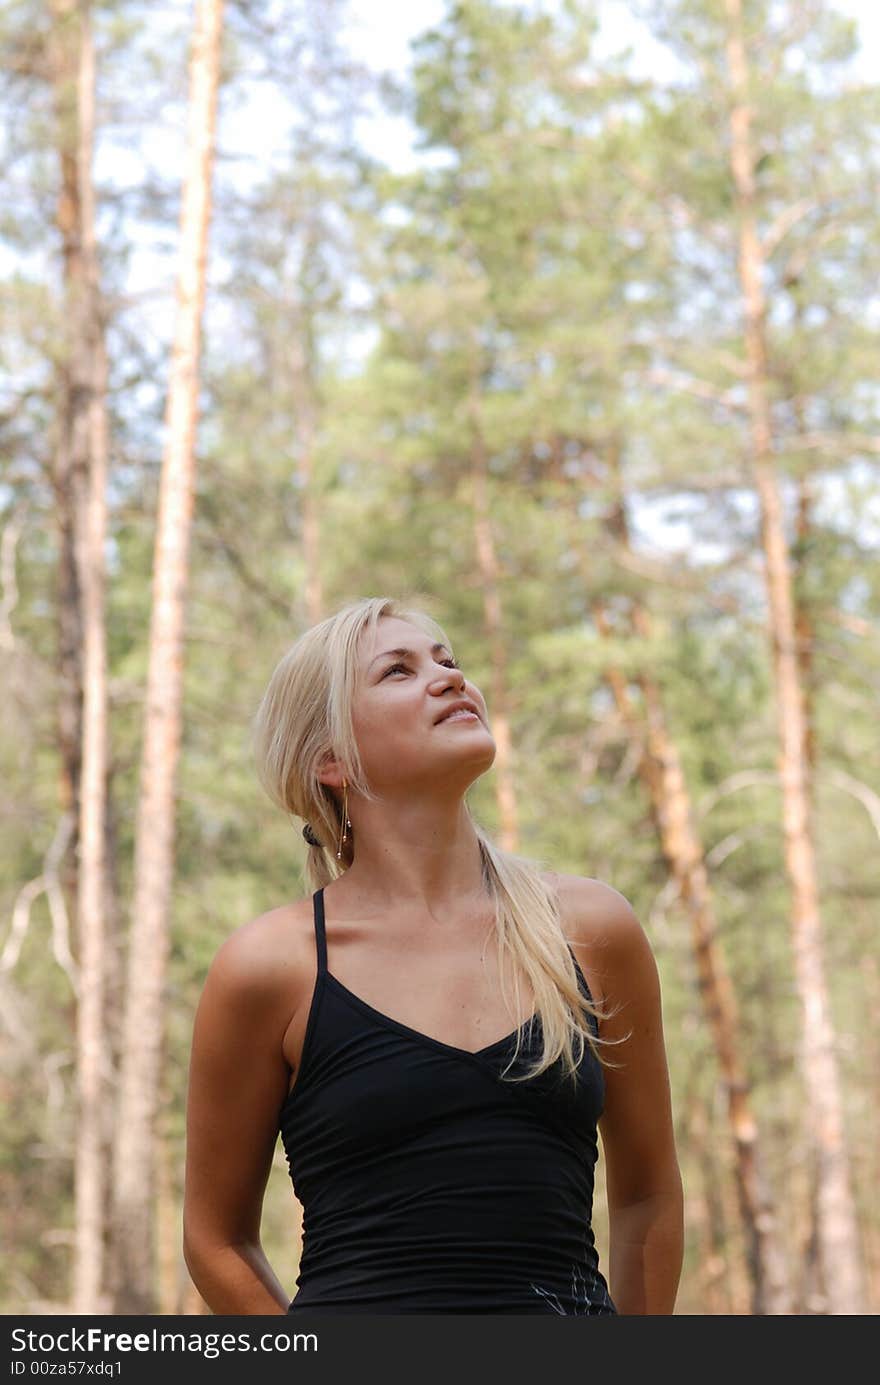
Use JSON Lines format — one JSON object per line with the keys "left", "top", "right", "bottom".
{"left": 369, "top": 642, "right": 452, "bottom": 670}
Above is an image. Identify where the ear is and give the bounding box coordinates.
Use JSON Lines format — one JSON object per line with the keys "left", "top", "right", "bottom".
{"left": 317, "top": 754, "right": 345, "bottom": 791}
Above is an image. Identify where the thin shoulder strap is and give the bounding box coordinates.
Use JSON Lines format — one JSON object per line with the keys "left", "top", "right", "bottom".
{"left": 567, "top": 943, "right": 600, "bottom": 1040}
{"left": 313, "top": 887, "right": 328, "bottom": 975}
{"left": 567, "top": 943, "right": 594, "bottom": 1004}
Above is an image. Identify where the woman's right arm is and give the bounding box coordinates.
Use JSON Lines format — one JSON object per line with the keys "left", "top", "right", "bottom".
{"left": 183, "top": 916, "right": 297, "bottom": 1314}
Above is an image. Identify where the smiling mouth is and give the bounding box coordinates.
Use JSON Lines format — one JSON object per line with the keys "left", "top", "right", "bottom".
{"left": 438, "top": 710, "right": 480, "bottom": 724}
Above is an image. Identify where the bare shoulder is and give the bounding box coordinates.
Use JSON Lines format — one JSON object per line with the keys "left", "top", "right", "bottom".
{"left": 202, "top": 896, "right": 315, "bottom": 1016}
{"left": 540, "top": 869, "right": 640, "bottom": 940}
{"left": 540, "top": 871, "right": 651, "bottom": 1010}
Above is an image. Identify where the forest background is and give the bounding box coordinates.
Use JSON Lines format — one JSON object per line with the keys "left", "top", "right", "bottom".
{"left": 1, "top": 0, "right": 878, "bottom": 1317}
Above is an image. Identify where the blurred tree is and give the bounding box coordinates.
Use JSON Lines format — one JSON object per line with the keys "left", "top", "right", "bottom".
{"left": 46, "top": 0, "right": 113, "bottom": 1315}
{"left": 109, "top": 0, "right": 225, "bottom": 1315}
{"left": 634, "top": 0, "right": 878, "bottom": 1312}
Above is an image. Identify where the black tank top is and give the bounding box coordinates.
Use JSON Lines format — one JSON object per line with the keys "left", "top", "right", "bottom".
{"left": 279, "top": 887, "right": 617, "bottom": 1315}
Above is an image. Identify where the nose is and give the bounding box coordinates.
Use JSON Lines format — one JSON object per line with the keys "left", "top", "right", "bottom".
{"left": 432, "top": 669, "right": 465, "bottom": 704}
{"left": 442, "top": 668, "right": 466, "bottom": 692}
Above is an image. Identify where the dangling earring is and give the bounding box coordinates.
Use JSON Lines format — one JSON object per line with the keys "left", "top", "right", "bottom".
{"left": 337, "top": 778, "right": 351, "bottom": 860}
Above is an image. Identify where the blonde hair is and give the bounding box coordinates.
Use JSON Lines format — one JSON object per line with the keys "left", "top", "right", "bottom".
{"left": 251, "top": 595, "right": 622, "bottom": 1086}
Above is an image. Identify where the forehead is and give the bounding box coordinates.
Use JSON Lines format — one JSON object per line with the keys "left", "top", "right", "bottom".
{"left": 360, "top": 616, "right": 441, "bottom": 663}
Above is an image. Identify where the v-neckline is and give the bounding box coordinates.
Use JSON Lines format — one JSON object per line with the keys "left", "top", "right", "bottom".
{"left": 323, "top": 968, "right": 539, "bottom": 1061}
{"left": 318, "top": 886, "right": 539, "bottom": 1060}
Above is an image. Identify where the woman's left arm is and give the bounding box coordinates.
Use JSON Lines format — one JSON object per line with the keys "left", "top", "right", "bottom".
{"left": 572, "top": 879, "right": 684, "bottom": 1315}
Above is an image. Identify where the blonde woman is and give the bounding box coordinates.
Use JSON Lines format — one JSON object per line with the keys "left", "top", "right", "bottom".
{"left": 183, "top": 596, "right": 683, "bottom": 1315}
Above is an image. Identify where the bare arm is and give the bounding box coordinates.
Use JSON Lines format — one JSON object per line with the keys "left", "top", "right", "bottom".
{"left": 575, "top": 880, "right": 684, "bottom": 1314}
{"left": 183, "top": 918, "right": 295, "bottom": 1314}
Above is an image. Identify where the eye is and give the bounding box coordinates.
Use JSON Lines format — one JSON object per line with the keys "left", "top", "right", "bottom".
{"left": 382, "top": 658, "right": 460, "bottom": 678}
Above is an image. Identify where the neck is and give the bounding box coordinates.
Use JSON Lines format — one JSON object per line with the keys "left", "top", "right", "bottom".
{"left": 333, "top": 800, "right": 488, "bottom": 919}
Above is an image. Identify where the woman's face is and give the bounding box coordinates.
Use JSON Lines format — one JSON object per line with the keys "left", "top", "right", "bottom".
{"left": 349, "top": 616, "right": 496, "bottom": 798}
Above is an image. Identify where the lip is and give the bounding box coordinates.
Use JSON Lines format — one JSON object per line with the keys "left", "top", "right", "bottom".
{"left": 435, "top": 698, "right": 480, "bottom": 725}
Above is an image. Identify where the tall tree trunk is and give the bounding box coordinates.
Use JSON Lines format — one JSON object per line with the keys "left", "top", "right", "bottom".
{"left": 110, "top": 0, "right": 225, "bottom": 1314}
{"left": 722, "top": 0, "right": 865, "bottom": 1314}
{"left": 587, "top": 443, "right": 791, "bottom": 1313}
{"left": 73, "top": 6, "right": 111, "bottom": 1317}
{"left": 49, "top": 0, "right": 112, "bottom": 1315}
{"left": 468, "top": 363, "right": 519, "bottom": 852}
{"left": 48, "top": 0, "right": 84, "bottom": 916}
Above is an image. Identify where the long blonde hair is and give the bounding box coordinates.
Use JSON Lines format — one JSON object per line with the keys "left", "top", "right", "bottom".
{"left": 251, "top": 595, "right": 622, "bottom": 1085}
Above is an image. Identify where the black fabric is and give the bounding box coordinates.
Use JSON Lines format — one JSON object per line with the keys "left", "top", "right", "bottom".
{"left": 279, "top": 887, "right": 617, "bottom": 1315}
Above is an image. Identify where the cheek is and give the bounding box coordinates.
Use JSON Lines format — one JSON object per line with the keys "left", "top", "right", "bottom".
{"left": 355, "top": 697, "right": 413, "bottom": 738}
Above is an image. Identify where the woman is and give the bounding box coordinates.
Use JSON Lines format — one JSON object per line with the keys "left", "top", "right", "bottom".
{"left": 183, "top": 596, "right": 684, "bottom": 1314}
